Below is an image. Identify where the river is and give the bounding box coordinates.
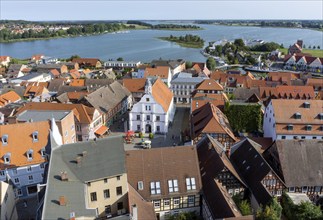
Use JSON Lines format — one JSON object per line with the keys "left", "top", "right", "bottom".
{"left": 0, "top": 23, "right": 322, "bottom": 62}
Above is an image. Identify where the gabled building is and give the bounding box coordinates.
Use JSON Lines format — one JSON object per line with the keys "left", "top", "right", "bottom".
{"left": 151, "top": 59, "right": 186, "bottom": 76}
{"left": 23, "top": 84, "right": 50, "bottom": 102}
{"left": 306, "top": 78, "right": 323, "bottom": 97}
{"left": 82, "top": 81, "right": 132, "bottom": 125}
{"left": 0, "top": 120, "right": 62, "bottom": 198}
{"left": 264, "top": 140, "right": 323, "bottom": 199}
{"left": 14, "top": 102, "right": 103, "bottom": 142}
{"left": 36, "top": 64, "right": 68, "bottom": 74}
{"left": 144, "top": 66, "right": 172, "bottom": 87}
{"left": 72, "top": 58, "right": 102, "bottom": 69}
{"left": 230, "top": 138, "right": 285, "bottom": 209}
{"left": 191, "top": 93, "right": 228, "bottom": 112}
{"left": 0, "top": 91, "right": 21, "bottom": 108}
{"left": 194, "top": 78, "right": 224, "bottom": 95}
{"left": 126, "top": 146, "right": 202, "bottom": 220}
{"left": 6, "top": 64, "right": 27, "bottom": 79}
{"left": 288, "top": 40, "right": 303, "bottom": 54}
{"left": 263, "top": 99, "right": 323, "bottom": 141}
{"left": 30, "top": 54, "right": 44, "bottom": 64}
{"left": 197, "top": 135, "right": 247, "bottom": 219}
{"left": 259, "top": 85, "right": 315, "bottom": 100}
{"left": 0, "top": 56, "right": 11, "bottom": 67}
{"left": 191, "top": 103, "right": 237, "bottom": 147}
{"left": 41, "top": 136, "right": 128, "bottom": 219}
{"left": 129, "top": 78, "right": 175, "bottom": 134}
{"left": 0, "top": 181, "right": 18, "bottom": 220}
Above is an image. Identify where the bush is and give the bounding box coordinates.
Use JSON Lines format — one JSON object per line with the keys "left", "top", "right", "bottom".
{"left": 149, "top": 133, "right": 154, "bottom": 139}
{"left": 138, "top": 132, "right": 143, "bottom": 138}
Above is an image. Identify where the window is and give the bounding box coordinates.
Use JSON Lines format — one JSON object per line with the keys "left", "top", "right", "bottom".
{"left": 303, "top": 102, "right": 310, "bottom": 108}
{"left": 117, "top": 176, "right": 121, "bottom": 181}
{"left": 28, "top": 175, "right": 33, "bottom": 180}
{"left": 146, "top": 98, "right": 150, "bottom": 102}
{"left": 305, "top": 125, "right": 312, "bottom": 131}
{"left": 313, "top": 137, "right": 317, "bottom": 139}
{"left": 87, "top": 182, "right": 91, "bottom": 187}
{"left": 136, "top": 115, "right": 140, "bottom": 120}
{"left": 186, "top": 177, "right": 196, "bottom": 191}
{"left": 32, "top": 131, "right": 38, "bottom": 142}
{"left": 302, "top": 186, "right": 308, "bottom": 193}
{"left": 138, "top": 181, "right": 144, "bottom": 190}
{"left": 156, "top": 116, "right": 160, "bottom": 121}
{"left": 3, "top": 153, "right": 11, "bottom": 164}
{"left": 27, "top": 166, "right": 32, "bottom": 172}
{"left": 104, "top": 178, "right": 108, "bottom": 183}
{"left": 27, "top": 150, "right": 33, "bottom": 160}
{"left": 71, "top": 125, "right": 74, "bottom": 130}
{"left": 17, "top": 189, "right": 22, "bottom": 196}
{"left": 301, "top": 136, "right": 306, "bottom": 139}
{"left": 105, "top": 205, "right": 111, "bottom": 215}
{"left": 90, "top": 192, "right": 97, "bottom": 201}
{"left": 173, "top": 197, "right": 180, "bottom": 205}
{"left": 14, "top": 178, "right": 19, "bottom": 183}
{"left": 289, "top": 187, "right": 295, "bottom": 192}
{"left": 2, "top": 134, "right": 8, "bottom": 145}
{"left": 153, "top": 200, "right": 161, "bottom": 208}
{"left": 156, "top": 126, "right": 160, "bottom": 132}
{"left": 40, "top": 148, "right": 46, "bottom": 157}
{"left": 103, "top": 189, "right": 110, "bottom": 199}
{"left": 65, "top": 131, "right": 68, "bottom": 137}
{"left": 164, "top": 199, "right": 170, "bottom": 206}
{"left": 116, "top": 186, "right": 122, "bottom": 195}
{"left": 146, "top": 115, "right": 150, "bottom": 121}
{"left": 294, "top": 112, "right": 302, "bottom": 119}
{"left": 287, "top": 124, "right": 293, "bottom": 130}
{"left": 168, "top": 179, "right": 179, "bottom": 193}
{"left": 318, "top": 113, "right": 323, "bottom": 120}
{"left": 188, "top": 195, "right": 195, "bottom": 206}
{"left": 315, "top": 186, "right": 321, "bottom": 192}
{"left": 150, "top": 181, "right": 161, "bottom": 195}
{"left": 0, "top": 171, "right": 4, "bottom": 176}
{"left": 137, "top": 125, "right": 141, "bottom": 131}
{"left": 117, "top": 202, "right": 123, "bottom": 210}
{"left": 282, "top": 136, "right": 286, "bottom": 139}
{"left": 76, "top": 125, "right": 81, "bottom": 131}
{"left": 40, "top": 163, "right": 45, "bottom": 169}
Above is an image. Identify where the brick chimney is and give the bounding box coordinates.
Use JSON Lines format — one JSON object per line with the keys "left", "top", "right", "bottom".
{"left": 60, "top": 171, "right": 68, "bottom": 181}
{"left": 59, "top": 196, "right": 66, "bottom": 206}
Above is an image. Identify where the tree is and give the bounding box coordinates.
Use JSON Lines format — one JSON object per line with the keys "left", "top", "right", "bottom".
{"left": 206, "top": 57, "right": 216, "bottom": 71}
{"left": 185, "top": 61, "right": 193, "bottom": 69}
{"left": 256, "top": 198, "right": 282, "bottom": 220}
{"left": 234, "top": 38, "right": 245, "bottom": 48}
{"left": 167, "top": 211, "right": 201, "bottom": 220}
{"left": 313, "top": 46, "right": 316, "bottom": 49}
{"left": 240, "top": 200, "right": 252, "bottom": 216}
{"left": 318, "top": 45, "right": 321, "bottom": 49}
{"left": 117, "top": 57, "right": 124, "bottom": 61}
{"left": 294, "top": 202, "right": 323, "bottom": 220}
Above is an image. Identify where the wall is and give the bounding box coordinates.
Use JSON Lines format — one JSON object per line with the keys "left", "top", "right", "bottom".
{"left": 0, "top": 182, "right": 18, "bottom": 220}
{"left": 263, "top": 101, "right": 277, "bottom": 141}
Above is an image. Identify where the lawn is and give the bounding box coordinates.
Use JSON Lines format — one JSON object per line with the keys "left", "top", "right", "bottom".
{"left": 279, "top": 48, "right": 323, "bottom": 57}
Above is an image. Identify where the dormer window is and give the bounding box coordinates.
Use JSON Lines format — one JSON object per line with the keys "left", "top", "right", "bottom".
{"left": 2, "top": 134, "right": 8, "bottom": 145}
{"left": 32, "top": 131, "right": 39, "bottom": 142}
{"left": 138, "top": 181, "right": 144, "bottom": 190}
{"left": 287, "top": 124, "right": 294, "bottom": 131}
{"left": 305, "top": 125, "right": 312, "bottom": 131}
{"left": 168, "top": 179, "right": 179, "bottom": 193}
{"left": 318, "top": 113, "right": 323, "bottom": 120}
{"left": 40, "top": 148, "right": 46, "bottom": 157}
{"left": 303, "top": 102, "right": 310, "bottom": 108}
{"left": 150, "top": 181, "right": 161, "bottom": 195}
{"left": 27, "top": 149, "right": 33, "bottom": 160}
{"left": 3, "top": 153, "right": 11, "bottom": 164}
{"left": 186, "top": 177, "right": 196, "bottom": 191}
{"left": 294, "top": 112, "right": 302, "bottom": 119}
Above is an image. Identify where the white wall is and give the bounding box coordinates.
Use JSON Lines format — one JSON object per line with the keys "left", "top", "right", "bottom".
{"left": 263, "top": 101, "right": 277, "bottom": 141}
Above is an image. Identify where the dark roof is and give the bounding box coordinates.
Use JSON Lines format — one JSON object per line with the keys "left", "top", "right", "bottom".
{"left": 230, "top": 138, "right": 274, "bottom": 206}
{"left": 57, "top": 85, "right": 87, "bottom": 96}
{"left": 126, "top": 146, "right": 202, "bottom": 201}
{"left": 274, "top": 140, "right": 323, "bottom": 187}
{"left": 84, "top": 79, "right": 114, "bottom": 89}
{"left": 151, "top": 59, "right": 185, "bottom": 69}
{"left": 233, "top": 88, "right": 260, "bottom": 101}
{"left": 47, "top": 79, "right": 66, "bottom": 92}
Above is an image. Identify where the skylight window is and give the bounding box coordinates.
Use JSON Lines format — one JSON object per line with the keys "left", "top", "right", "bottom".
{"left": 2, "top": 135, "right": 8, "bottom": 145}
{"left": 32, "top": 131, "right": 39, "bottom": 142}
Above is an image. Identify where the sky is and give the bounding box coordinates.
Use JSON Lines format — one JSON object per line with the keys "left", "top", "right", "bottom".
{"left": 0, "top": 0, "right": 322, "bottom": 21}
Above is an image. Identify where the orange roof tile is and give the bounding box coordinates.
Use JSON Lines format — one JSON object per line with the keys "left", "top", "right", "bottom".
{"left": 122, "top": 78, "right": 146, "bottom": 93}
{"left": 69, "top": 79, "right": 85, "bottom": 87}
{"left": 260, "top": 85, "right": 315, "bottom": 100}
{"left": 0, "top": 91, "right": 21, "bottom": 107}
{"left": 196, "top": 79, "right": 224, "bottom": 91}
{"left": 0, "top": 121, "right": 49, "bottom": 169}
{"left": 72, "top": 58, "right": 100, "bottom": 67}
{"left": 23, "top": 85, "right": 49, "bottom": 97}
{"left": 66, "top": 91, "right": 88, "bottom": 100}
{"left": 144, "top": 66, "right": 170, "bottom": 79}
{"left": 151, "top": 78, "right": 173, "bottom": 112}
{"left": 191, "top": 93, "right": 228, "bottom": 112}
{"left": 31, "top": 54, "right": 44, "bottom": 61}
{"left": 0, "top": 56, "right": 10, "bottom": 62}
{"left": 50, "top": 69, "right": 60, "bottom": 77}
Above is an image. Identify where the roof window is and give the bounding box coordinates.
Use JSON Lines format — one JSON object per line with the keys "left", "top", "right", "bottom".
{"left": 287, "top": 124, "right": 294, "bottom": 131}
{"left": 1, "top": 134, "right": 8, "bottom": 145}
{"left": 303, "top": 102, "right": 310, "bottom": 108}
{"left": 32, "top": 131, "right": 39, "bottom": 142}
{"left": 318, "top": 113, "right": 323, "bottom": 120}
{"left": 305, "top": 125, "right": 312, "bottom": 131}
{"left": 294, "top": 112, "right": 301, "bottom": 119}
{"left": 3, "top": 153, "right": 11, "bottom": 164}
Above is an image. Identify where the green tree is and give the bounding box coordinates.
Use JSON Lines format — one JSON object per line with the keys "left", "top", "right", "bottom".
{"left": 234, "top": 38, "right": 245, "bottom": 49}
{"left": 206, "top": 57, "right": 216, "bottom": 71}
{"left": 185, "top": 61, "right": 193, "bottom": 69}
{"left": 117, "top": 57, "right": 124, "bottom": 61}
{"left": 167, "top": 211, "right": 201, "bottom": 220}
{"left": 240, "top": 200, "right": 252, "bottom": 216}
{"left": 256, "top": 198, "right": 282, "bottom": 220}
{"left": 295, "top": 202, "right": 322, "bottom": 220}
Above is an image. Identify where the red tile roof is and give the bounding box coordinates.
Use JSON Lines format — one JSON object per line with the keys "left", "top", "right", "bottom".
{"left": 122, "top": 78, "right": 146, "bottom": 93}
{"left": 144, "top": 66, "right": 170, "bottom": 79}
{"left": 0, "top": 91, "right": 21, "bottom": 107}
{"left": 151, "top": 78, "right": 173, "bottom": 112}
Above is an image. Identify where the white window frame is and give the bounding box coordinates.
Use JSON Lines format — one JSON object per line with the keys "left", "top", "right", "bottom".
{"left": 138, "top": 181, "right": 144, "bottom": 190}
{"left": 186, "top": 177, "right": 196, "bottom": 191}
{"left": 153, "top": 200, "right": 161, "bottom": 208}
{"left": 150, "top": 181, "right": 161, "bottom": 195}
{"left": 27, "top": 149, "right": 33, "bottom": 160}
{"left": 168, "top": 179, "right": 179, "bottom": 193}
{"left": 32, "top": 131, "right": 39, "bottom": 142}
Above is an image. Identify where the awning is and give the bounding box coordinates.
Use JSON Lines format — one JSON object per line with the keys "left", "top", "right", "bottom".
{"left": 94, "top": 125, "right": 109, "bottom": 136}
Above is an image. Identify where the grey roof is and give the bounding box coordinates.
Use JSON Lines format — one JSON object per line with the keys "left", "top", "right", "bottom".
{"left": 57, "top": 85, "right": 87, "bottom": 96}
{"left": 8, "top": 64, "right": 23, "bottom": 71}
{"left": 14, "top": 72, "right": 46, "bottom": 81}
{"left": 47, "top": 79, "right": 66, "bottom": 92}
{"left": 42, "top": 136, "right": 126, "bottom": 219}
{"left": 274, "top": 140, "right": 323, "bottom": 187}
{"left": 171, "top": 72, "right": 204, "bottom": 84}
{"left": 84, "top": 78, "right": 114, "bottom": 88}
{"left": 85, "top": 81, "right": 130, "bottom": 113}
{"left": 286, "top": 193, "right": 311, "bottom": 205}
{"left": 16, "top": 110, "right": 71, "bottom": 122}
{"left": 233, "top": 88, "right": 260, "bottom": 100}
{"left": 151, "top": 59, "right": 185, "bottom": 69}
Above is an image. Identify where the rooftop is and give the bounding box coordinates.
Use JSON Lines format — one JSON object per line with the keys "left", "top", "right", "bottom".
{"left": 16, "top": 110, "right": 72, "bottom": 122}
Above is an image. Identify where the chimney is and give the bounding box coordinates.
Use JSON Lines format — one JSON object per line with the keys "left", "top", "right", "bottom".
{"left": 59, "top": 196, "right": 66, "bottom": 206}
{"left": 60, "top": 171, "right": 68, "bottom": 181}
{"left": 76, "top": 156, "right": 82, "bottom": 164}
{"left": 131, "top": 204, "right": 138, "bottom": 220}
{"left": 82, "top": 151, "right": 87, "bottom": 157}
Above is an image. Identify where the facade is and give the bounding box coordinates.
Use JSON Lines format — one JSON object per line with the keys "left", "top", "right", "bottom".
{"left": 72, "top": 58, "right": 102, "bottom": 68}
{"left": 126, "top": 146, "right": 202, "bottom": 220}
{"left": 150, "top": 59, "right": 186, "bottom": 76}
{"left": 0, "top": 56, "right": 11, "bottom": 67}
{"left": 129, "top": 78, "right": 175, "bottom": 134}
{"left": 0, "top": 181, "right": 18, "bottom": 220}
{"left": 82, "top": 81, "right": 132, "bottom": 125}
{"left": 36, "top": 64, "right": 68, "bottom": 74}
{"left": 284, "top": 54, "right": 323, "bottom": 72}
{"left": 264, "top": 140, "right": 323, "bottom": 200}
{"left": 230, "top": 138, "right": 285, "bottom": 209}
{"left": 0, "top": 121, "right": 62, "bottom": 198}
{"left": 14, "top": 102, "right": 103, "bottom": 142}
{"left": 191, "top": 102, "right": 237, "bottom": 148}
{"left": 170, "top": 72, "right": 204, "bottom": 104}
{"left": 41, "top": 136, "right": 128, "bottom": 219}
{"left": 263, "top": 99, "right": 323, "bottom": 141}
{"left": 104, "top": 60, "right": 141, "bottom": 68}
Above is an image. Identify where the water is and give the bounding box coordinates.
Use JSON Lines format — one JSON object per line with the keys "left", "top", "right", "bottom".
{"left": 0, "top": 24, "right": 322, "bottom": 62}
